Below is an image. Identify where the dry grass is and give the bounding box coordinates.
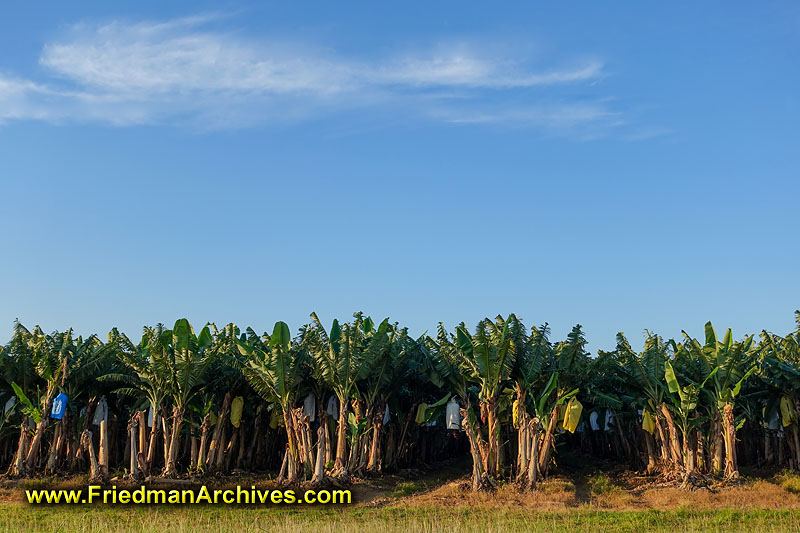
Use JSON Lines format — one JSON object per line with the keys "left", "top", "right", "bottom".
{"left": 398, "top": 472, "right": 800, "bottom": 512}
{"left": 4, "top": 469, "right": 800, "bottom": 531}
{"left": 634, "top": 479, "right": 800, "bottom": 511}
{"left": 400, "top": 477, "right": 578, "bottom": 511}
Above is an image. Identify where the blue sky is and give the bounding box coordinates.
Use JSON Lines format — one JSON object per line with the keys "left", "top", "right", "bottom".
{"left": 1, "top": 1, "right": 798, "bottom": 351}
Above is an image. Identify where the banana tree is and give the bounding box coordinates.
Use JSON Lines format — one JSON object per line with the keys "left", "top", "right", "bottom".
{"left": 7, "top": 326, "right": 107, "bottom": 476}
{"left": 509, "top": 319, "right": 552, "bottom": 488}
{"left": 303, "top": 327, "right": 335, "bottom": 484}
{"left": 10, "top": 325, "right": 61, "bottom": 476}
{"left": 2, "top": 322, "right": 38, "bottom": 477}
{"left": 583, "top": 348, "right": 628, "bottom": 465}
{"left": 357, "top": 323, "right": 415, "bottom": 475}
{"left": 162, "top": 319, "right": 215, "bottom": 477}
{"left": 535, "top": 325, "right": 586, "bottom": 476}
{"left": 203, "top": 323, "right": 246, "bottom": 474}
{"left": 617, "top": 332, "right": 679, "bottom": 473}
{"left": 422, "top": 323, "right": 490, "bottom": 490}
{"left": 303, "top": 312, "right": 383, "bottom": 479}
{"left": 663, "top": 358, "right": 718, "bottom": 484}
{"left": 44, "top": 331, "right": 114, "bottom": 475}
{"left": 453, "top": 317, "right": 516, "bottom": 480}
{"left": 756, "top": 326, "right": 800, "bottom": 468}
{"left": 677, "top": 322, "right": 757, "bottom": 479}
{"left": 237, "top": 321, "right": 306, "bottom": 484}
{"left": 100, "top": 326, "right": 172, "bottom": 477}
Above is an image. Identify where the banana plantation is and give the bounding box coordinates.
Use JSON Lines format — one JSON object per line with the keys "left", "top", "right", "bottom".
{"left": 1, "top": 312, "right": 799, "bottom": 491}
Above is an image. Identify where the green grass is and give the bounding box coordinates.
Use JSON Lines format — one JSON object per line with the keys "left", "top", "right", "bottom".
{"left": 3, "top": 505, "right": 800, "bottom": 533}
{"left": 391, "top": 480, "right": 428, "bottom": 497}
{"left": 588, "top": 473, "right": 621, "bottom": 495}
{"left": 540, "top": 478, "right": 575, "bottom": 493}
{"left": 779, "top": 472, "right": 800, "bottom": 495}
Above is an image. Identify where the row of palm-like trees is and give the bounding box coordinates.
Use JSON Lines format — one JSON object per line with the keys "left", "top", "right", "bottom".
{"left": 1, "top": 311, "right": 799, "bottom": 490}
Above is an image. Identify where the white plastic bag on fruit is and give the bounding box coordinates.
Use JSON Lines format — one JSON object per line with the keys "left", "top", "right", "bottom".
{"left": 303, "top": 393, "right": 316, "bottom": 422}
{"left": 326, "top": 396, "right": 338, "bottom": 420}
{"left": 589, "top": 411, "right": 600, "bottom": 431}
{"left": 92, "top": 396, "right": 108, "bottom": 426}
{"left": 446, "top": 398, "right": 462, "bottom": 430}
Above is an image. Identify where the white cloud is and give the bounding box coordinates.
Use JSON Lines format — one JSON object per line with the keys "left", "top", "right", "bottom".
{"left": 40, "top": 22, "right": 358, "bottom": 95}
{"left": 377, "top": 54, "right": 603, "bottom": 89}
{"left": 0, "top": 14, "right": 650, "bottom": 136}
{"left": 38, "top": 16, "right": 603, "bottom": 95}
{"left": 0, "top": 76, "right": 57, "bottom": 121}
{"left": 436, "top": 104, "right": 616, "bottom": 126}
{"left": 426, "top": 102, "right": 627, "bottom": 140}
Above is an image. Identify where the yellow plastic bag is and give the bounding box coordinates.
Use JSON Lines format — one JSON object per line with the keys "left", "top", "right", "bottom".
{"left": 561, "top": 397, "right": 583, "bottom": 433}
{"left": 780, "top": 396, "right": 795, "bottom": 427}
{"left": 230, "top": 396, "right": 244, "bottom": 428}
{"left": 415, "top": 403, "right": 428, "bottom": 424}
{"left": 512, "top": 399, "right": 521, "bottom": 429}
{"left": 641, "top": 409, "right": 656, "bottom": 435}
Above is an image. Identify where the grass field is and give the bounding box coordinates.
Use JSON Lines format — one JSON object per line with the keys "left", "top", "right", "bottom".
{"left": 4, "top": 463, "right": 800, "bottom": 532}
{"left": 4, "top": 505, "right": 800, "bottom": 533}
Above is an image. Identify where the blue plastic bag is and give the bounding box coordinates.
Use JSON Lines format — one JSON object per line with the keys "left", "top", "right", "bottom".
{"left": 50, "top": 393, "right": 68, "bottom": 420}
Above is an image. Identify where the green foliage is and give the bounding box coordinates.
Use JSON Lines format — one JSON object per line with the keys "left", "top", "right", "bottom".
{"left": 237, "top": 321, "right": 305, "bottom": 410}
{"left": 3, "top": 310, "right": 798, "bottom": 481}
{"left": 676, "top": 322, "right": 757, "bottom": 410}
{"left": 11, "top": 382, "right": 40, "bottom": 424}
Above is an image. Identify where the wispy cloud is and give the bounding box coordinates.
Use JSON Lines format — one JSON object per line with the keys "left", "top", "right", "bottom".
{"left": 434, "top": 103, "right": 616, "bottom": 126}
{"left": 0, "top": 14, "right": 654, "bottom": 137}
